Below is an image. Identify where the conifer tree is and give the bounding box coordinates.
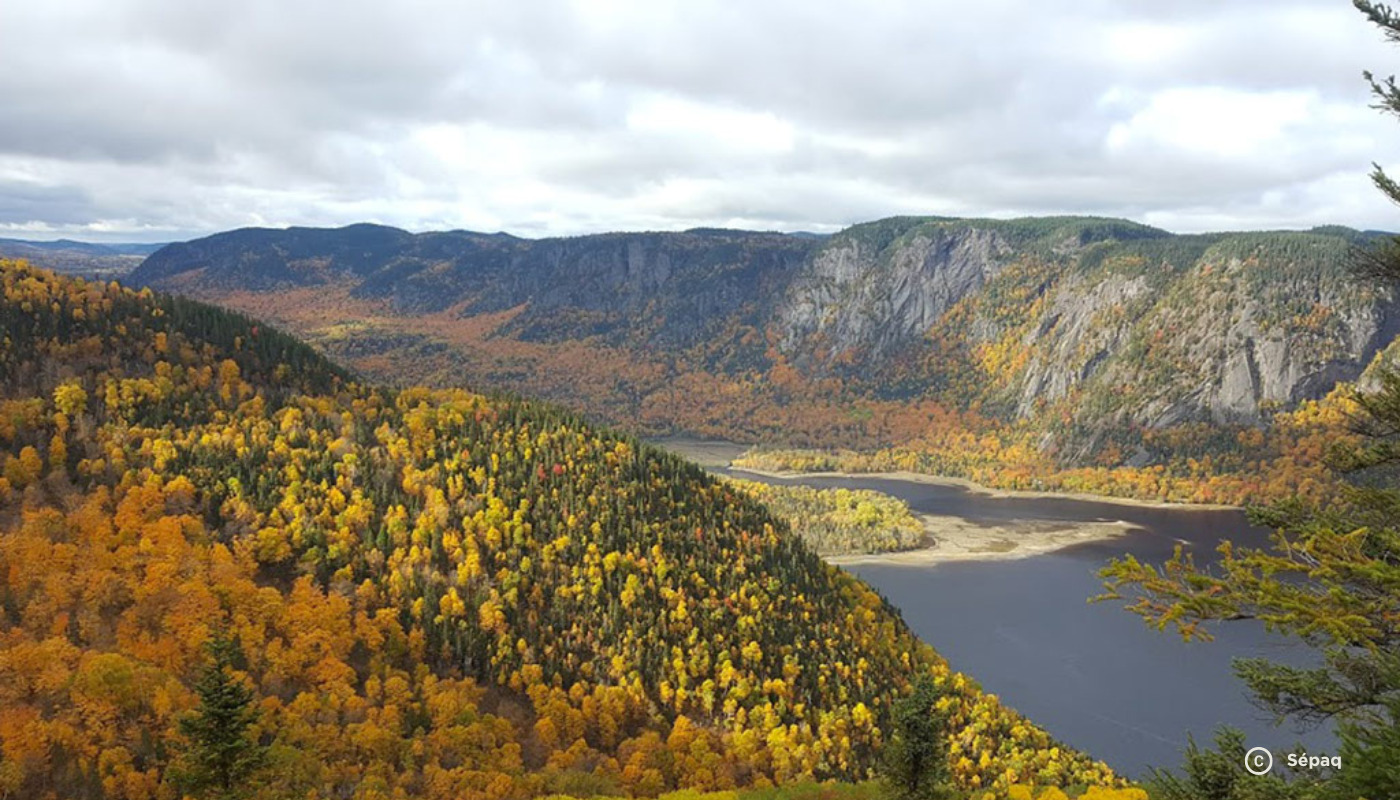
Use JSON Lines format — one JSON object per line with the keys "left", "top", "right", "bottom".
{"left": 1101, "top": 6, "right": 1400, "bottom": 796}
{"left": 169, "top": 633, "right": 266, "bottom": 800}
{"left": 882, "top": 675, "right": 952, "bottom": 800}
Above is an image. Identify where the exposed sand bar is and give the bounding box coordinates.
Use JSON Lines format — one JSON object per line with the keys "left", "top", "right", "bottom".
{"left": 648, "top": 438, "right": 1236, "bottom": 564}
{"left": 827, "top": 514, "right": 1138, "bottom": 566}
{"left": 722, "top": 466, "right": 1237, "bottom": 565}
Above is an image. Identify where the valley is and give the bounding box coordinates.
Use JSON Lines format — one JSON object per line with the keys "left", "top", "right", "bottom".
{"left": 129, "top": 216, "right": 1381, "bottom": 508}
{"left": 681, "top": 461, "right": 1336, "bottom": 778}
{"left": 1, "top": 215, "right": 1391, "bottom": 800}
{"left": 21, "top": 212, "right": 1388, "bottom": 800}
{"left": 12, "top": 1, "right": 1400, "bottom": 797}
{"left": 0, "top": 218, "right": 1388, "bottom": 798}
{"left": 0, "top": 238, "right": 159, "bottom": 276}
{"left": 0, "top": 261, "right": 1133, "bottom": 799}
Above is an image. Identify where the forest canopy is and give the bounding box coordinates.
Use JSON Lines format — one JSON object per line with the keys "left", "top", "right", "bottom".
{"left": 0, "top": 261, "right": 1124, "bottom": 799}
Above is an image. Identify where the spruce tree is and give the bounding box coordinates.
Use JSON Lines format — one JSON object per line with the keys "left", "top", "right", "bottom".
{"left": 169, "top": 633, "right": 266, "bottom": 800}
{"left": 882, "top": 675, "right": 953, "bottom": 800}
{"left": 1100, "top": 5, "right": 1400, "bottom": 796}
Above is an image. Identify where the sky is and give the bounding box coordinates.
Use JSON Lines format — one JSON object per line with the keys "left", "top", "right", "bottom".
{"left": 2, "top": 0, "right": 1400, "bottom": 243}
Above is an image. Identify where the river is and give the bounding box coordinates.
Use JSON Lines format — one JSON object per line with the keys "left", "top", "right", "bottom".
{"left": 654, "top": 438, "right": 1336, "bottom": 779}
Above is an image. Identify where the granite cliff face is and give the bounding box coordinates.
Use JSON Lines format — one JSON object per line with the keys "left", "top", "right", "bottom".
{"left": 768, "top": 221, "right": 1397, "bottom": 441}
{"left": 132, "top": 216, "right": 1399, "bottom": 458}
{"left": 1005, "top": 234, "right": 1396, "bottom": 432}
{"left": 776, "top": 221, "right": 1014, "bottom": 363}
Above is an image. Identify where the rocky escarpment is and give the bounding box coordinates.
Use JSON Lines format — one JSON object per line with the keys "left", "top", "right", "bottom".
{"left": 770, "top": 216, "right": 1173, "bottom": 371}
{"left": 776, "top": 221, "right": 1014, "bottom": 363}
{"left": 1014, "top": 235, "right": 1397, "bottom": 433}
{"left": 137, "top": 225, "right": 815, "bottom": 356}
{"left": 1013, "top": 270, "right": 1152, "bottom": 419}
{"left": 132, "top": 216, "right": 1400, "bottom": 460}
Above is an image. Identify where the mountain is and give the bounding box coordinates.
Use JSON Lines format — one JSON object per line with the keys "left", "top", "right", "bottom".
{"left": 0, "top": 238, "right": 166, "bottom": 256}
{"left": 0, "top": 259, "right": 1122, "bottom": 798}
{"left": 0, "top": 237, "right": 166, "bottom": 275}
{"left": 138, "top": 223, "right": 814, "bottom": 353}
{"left": 131, "top": 216, "right": 1395, "bottom": 500}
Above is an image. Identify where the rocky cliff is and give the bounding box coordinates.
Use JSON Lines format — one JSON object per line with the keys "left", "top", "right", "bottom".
{"left": 131, "top": 216, "right": 1398, "bottom": 460}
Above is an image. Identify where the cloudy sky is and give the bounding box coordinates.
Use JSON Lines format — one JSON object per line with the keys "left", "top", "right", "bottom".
{"left": 3, "top": 0, "right": 1400, "bottom": 242}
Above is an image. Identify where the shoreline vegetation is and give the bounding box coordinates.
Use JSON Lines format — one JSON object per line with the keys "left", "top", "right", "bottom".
{"left": 726, "top": 465, "right": 1240, "bottom": 512}
{"left": 723, "top": 477, "right": 927, "bottom": 557}
{"left": 648, "top": 436, "right": 1240, "bottom": 511}
{"left": 729, "top": 468, "right": 1141, "bottom": 565}
{"left": 729, "top": 449, "right": 1255, "bottom": 510}
{"left": 650, "top": 438, "right": 1234, "bottom": 564}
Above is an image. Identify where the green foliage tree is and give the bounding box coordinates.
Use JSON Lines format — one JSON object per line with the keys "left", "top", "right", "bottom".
{"left": 1335, "top": 695, "right": 1400, "bottom": 799}
{"left": 1143, "top": 729, "right": 1322, "bottom": 800}
{"left": 169, "top": 633, "right": 267, "bottom": 800}
{"left": 881, "top": 676, "right": 952, "bottom": 800}
{"left": 1100, "top": 5, "right": 1400, "bottom": 796}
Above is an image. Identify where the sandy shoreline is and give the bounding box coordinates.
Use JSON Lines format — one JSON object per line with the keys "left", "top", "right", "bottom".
{"left": 650, "top": 439, "right": 1232, "bottom": 565}
{"left": 825, "top": 514, "right": 1139, "bottom": 566}
{"left": 723, "top": 465, "right": 1234, "bottom": 565}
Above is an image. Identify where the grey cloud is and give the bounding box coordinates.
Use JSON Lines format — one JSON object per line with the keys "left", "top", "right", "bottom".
{"left": 0, "top": 0, "right": 1397, "bottom": 240}
{"left": 0, "top": 182, "right": 99, "bottom": 226}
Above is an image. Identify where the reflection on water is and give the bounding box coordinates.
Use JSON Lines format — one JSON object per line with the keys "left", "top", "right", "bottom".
{"left": 672, "top": 444, "right": 1335, "bottom": 778}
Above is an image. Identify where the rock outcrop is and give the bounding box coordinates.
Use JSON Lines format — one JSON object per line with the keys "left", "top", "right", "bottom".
{"left": 132, "top": 216, "right": 1400, "bottom": 459}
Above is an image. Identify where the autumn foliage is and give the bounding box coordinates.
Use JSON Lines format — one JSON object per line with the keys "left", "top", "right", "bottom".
{"left": 0, "top": 261, "right": 1125, "bottom": 799}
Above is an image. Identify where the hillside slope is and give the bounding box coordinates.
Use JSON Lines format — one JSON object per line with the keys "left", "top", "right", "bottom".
{"left": 130, "top": 217, "right": 1392, "bottom": 500}
{"left": 0, "top": 261, "right": 1118, "bottom": 799}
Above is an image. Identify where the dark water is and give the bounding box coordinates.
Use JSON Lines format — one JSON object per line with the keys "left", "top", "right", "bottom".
{"left": 710, "top": 464, "right": 1337, "bottom": 779}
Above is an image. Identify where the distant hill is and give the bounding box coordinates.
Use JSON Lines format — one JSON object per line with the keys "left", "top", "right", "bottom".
{"left": 0, "top": 236, "right": 166, "bottom": 275}
{"left": 132, "top": 216, "right": 1397, "bottom": 501}
{"left": 0, "top": 237, "right": 166, "bottom": 256}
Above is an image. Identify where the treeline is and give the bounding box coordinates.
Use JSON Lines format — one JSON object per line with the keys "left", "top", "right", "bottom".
{"left": 724, "top": 479, "right": 925, "bottom": 556}
{"left": 731, "top": 389, "right": 1349, "bottom": 508}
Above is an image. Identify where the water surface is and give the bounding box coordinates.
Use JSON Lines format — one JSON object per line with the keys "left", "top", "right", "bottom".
{"left": 659, "top": 440, "right": 1335, "bottom": 778}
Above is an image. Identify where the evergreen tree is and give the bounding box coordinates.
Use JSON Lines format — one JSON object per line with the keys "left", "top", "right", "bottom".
{"left": 881, "top": 675, "right": 952, "bottom": 800}
{"left": 1144, "top": 729, "right": 1322, "bottom": 800}
{"left": 169, "top": 633, "right": 266, "bottom": 800}
{"left": 1335, "top": 696, "right": 1400, "bottom": 799}
{"left": 1101, "top": 5, "right": 1400, "bottom": 795}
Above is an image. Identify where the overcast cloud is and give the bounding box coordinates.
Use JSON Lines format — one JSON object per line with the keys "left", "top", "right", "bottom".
{"left": 2, "top": 0, "right": 1399, "bottom": 241}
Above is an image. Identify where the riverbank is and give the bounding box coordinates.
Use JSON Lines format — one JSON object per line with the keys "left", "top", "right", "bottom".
{"left": 725, "top": 465, "right": 1237, "bottom": 564}
{"left": 827, "top": 514, "right": 1137, "bottom": 566}
{"left": 647, "top": 437, "right": 1241, "bottom": 511}
{"left": 726, "top": 465, "right": 1240, "bottom": 512}
{"left": 650, "top": 438, "right": 1238, "bottom": 564}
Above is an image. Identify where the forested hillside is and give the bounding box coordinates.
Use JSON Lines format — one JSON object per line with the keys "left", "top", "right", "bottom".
{"left": 130, "top": 217, "right": 1388, "bottom": 504}
{"left": 0, "top": 261, "right": 1123, "bottom": 799}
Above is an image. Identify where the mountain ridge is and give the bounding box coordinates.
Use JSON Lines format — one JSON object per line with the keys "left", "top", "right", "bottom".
{"left": 131, "top": 215, "right": 1398, "bottom": 489}
{"left": 0, "top": 237, "right": 167, "bottom": 275}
